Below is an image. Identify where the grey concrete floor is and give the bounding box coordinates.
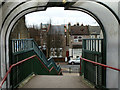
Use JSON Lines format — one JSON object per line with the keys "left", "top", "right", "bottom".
{"left": 22, "top": 74, "right": 93, "bottom": 88}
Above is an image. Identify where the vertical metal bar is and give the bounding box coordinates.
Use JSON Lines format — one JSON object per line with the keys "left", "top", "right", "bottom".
{"left": 19, "top": 40, "right": 21, "bottom": 51}
{"left": 15, "top": 40, "right": 17, "bottom": 52}
{"left": 21, "top": 40, "right": 23, "bottom": 50}
{"left": 95, "top": 40, "right": 96, "bottom": 51}
{"left": 88, "top": 40, "right": 90, "bottom": 50}
{"left": 90, "top": 40, "right": 91, "bottom": 51}
{"left": 86, "top": 40, "right": 88, "bottom": 50}
{"left": 20, "top": 40, "right": 22, "bottom": 51}
{"left": 101, "top": 39, "right": 103, "bottom": 54}
{"left": 24, "top": 40, "right": 27, "bottom": 50}
{"left": 98, "top": 40, "right": 99, "bottom": 52}
{"left": 87, "top": 40, "right": 89, "bottom": 50}
{"left": 16, "top": 40, "right": 17, "bottom": 52}
{"left": 82, "top": 39, "right": 84, "bottom": 51}
{"left": 84, "top": 40, "right": 86, "bottom": 50}
{"left": 18, "top": 40, "right": 19, "bottom": 51}
{"left": 24, "top": 40, "right": 26, "bottom": 50}
{"left": 24, "top": 40, "right": 25, "bottom": 50}
{"left": 25, "top": 40, "right": 26, "bottom": 50}
{"left": 86, "top": 40, "right": 87, "bottom": 50}
{"left": 32, "top": 42, "right": 35, "bottom": 49}
{"left": 19, "top": 40, "right": 20, "bottom": 51}
{"left": 23, "top": 40, "right": 24, "bottom": 50}
{"left": 18, "top": 40, "right": 20, "bottom": 51}
{"left": 14, "top": 40, "right": 15, "bottom": 52}
{"left": 88, "top": 40, "right": 89, "bottom": 50}
{"left": 17, "top": 40, "right": 18, "bottom": 52}
{"left": 92, "top": 39, "right": 93, "bottom": 51}
{"left": 99, "top": 40, "right": 101, "bottom": 52}
{"left": 95, "top": 55, "right": 98, "bottom": 85}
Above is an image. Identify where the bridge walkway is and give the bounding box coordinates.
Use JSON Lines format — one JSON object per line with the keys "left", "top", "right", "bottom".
{"left": 22, "top": 73, "right": 94, "bottom": 88}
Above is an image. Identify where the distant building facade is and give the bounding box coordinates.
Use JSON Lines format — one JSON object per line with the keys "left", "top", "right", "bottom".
{"left": 28, "top": 25, "right": 48, "bottom": 46}
{"left": 28, "top": 24, "right": 66, "bottom": 59}
{"left": 27, "top": 22, "right": 102, "bottom": 62}
{"left": 68, "top": 24, "right": 102, "bottom": 59}
{"left": 10, "top": 16, "right": 103, "bottom": 62}
{"left": 89, "top": 26, "right": 102, "bottom": 38}
{"left": 47, "top": 25, "right": 65, "bottom": 58}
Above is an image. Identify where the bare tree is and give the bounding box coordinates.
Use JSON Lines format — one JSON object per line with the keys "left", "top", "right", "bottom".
{"left": 54, "top": 31, "right": 63, "bottom": 57}
{"left": 46, "top": 34, "right": 52, "bottom": 58}
{"left": 46, "top": 21, "right": 64, "bottom": 58}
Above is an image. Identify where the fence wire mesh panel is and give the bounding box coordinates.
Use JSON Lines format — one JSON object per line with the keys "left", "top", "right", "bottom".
{"left": 82, "top": 39, "right": 105, "bottom": 88}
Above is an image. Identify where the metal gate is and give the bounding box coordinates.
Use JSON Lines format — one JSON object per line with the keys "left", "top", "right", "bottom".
{"left": 82, "top": 39, "right": 106, "bottom": 88}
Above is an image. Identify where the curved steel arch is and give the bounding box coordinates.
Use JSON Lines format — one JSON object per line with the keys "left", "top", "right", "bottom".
{"left": 96, "top": 1, "right": 120, "bottom": 25}
{"left": 1, "top": 2, "right": 27, "bottom": 30}
{"left": 1, "top": 1, "right": 47, "bottom": 30}
{"left": 0, "top": 1, "right": 120, "bottom": 89}
{"left": 2, "top": 0, "right": 120, "bottom": 31}
{"left": 6, "top": 6, "right": 107, "bottom": 88}
{"left": 4, "top": 5, "right": 107, "bottom": 80}
{"left": 65, "top": 6, "right": 106, "bottom": 38}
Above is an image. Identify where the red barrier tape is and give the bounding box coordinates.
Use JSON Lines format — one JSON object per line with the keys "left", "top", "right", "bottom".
{"left": 80, "top": 57, "right": 120, "bottom": 74}
{"left": 0, "top": 55, "right": 61, "bottom": 88}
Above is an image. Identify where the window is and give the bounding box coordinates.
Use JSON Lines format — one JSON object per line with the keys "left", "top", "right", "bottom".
{"left": 74, "top": 36, "right": 77, "bottom": 39}
{"left": 79, "top": 36, "right": 82, "bottom": 38}
{"left": 78, "top": 39, "right": 82, "bottom": 42}
{"left": 74, "top": 39, "right": 78, "bottom": 42}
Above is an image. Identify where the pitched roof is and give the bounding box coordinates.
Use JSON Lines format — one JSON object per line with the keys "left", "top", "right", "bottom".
{"left": 89, "top": 26, "right": 101, "bottom": 35}
{"left": 70, "top": 26, "right": 89, "bottom": 35}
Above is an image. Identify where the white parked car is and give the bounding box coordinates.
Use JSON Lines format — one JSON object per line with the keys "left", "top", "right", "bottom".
{"left": 68, "top": 58, "right": 80, "bottom": 65}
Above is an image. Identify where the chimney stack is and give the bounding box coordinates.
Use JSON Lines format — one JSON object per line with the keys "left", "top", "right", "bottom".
{"left": 41, "top": 23, "right": 42, "bottom": 30}
{"left": 77, "top": 22, "right": 79, "bottom": 26}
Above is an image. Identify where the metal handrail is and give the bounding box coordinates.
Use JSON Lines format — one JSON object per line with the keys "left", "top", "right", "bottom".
{"left": 32, "top": 39, "right": 48, "bottom": 64}
{"left": 0, "top": 55, "right": 62, "bottom": 88}
{"left": 11, "top": 39, "right": 61, "bottom": 70}
{"left": 80, "top": 57, "right": 120, "bottom": 74}
{"left": 31, "top": 39, "right": 60, "bottom": 71}
{"left": 11, "top": 39, "right": 60, "bottom": 71}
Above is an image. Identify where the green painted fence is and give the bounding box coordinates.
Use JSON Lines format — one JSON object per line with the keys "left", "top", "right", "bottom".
{"left": 82, "top": 38, "right": 106, "bottom": 88}
{"left": 10, "top": 39, "right": 62, "bottom": 88}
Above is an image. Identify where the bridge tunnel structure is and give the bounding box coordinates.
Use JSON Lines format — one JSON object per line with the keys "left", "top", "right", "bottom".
{"left": 0, "top": 0, "right": 120, "bottom": 89}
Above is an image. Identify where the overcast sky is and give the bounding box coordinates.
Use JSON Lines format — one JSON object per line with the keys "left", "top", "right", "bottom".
{"left": 25, "top": 7, "right": 99, "bottom": 27}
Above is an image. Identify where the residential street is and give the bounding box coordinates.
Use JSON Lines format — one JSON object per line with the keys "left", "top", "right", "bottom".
{"left": 59, "top": 63, "right": 80, "bottom": 73}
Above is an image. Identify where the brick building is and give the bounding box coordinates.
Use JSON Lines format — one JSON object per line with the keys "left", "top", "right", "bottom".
{"left": 10, "top": 17, "right": 102, "bottom": 62}
{"left": 28, "top": 24, "right": 48, "bottom": 56}
{"left": 47, "top": 25, "right": 65, "bottom": 58}
{"left": 68, "top": 24, "right": 102, "bottom": 59}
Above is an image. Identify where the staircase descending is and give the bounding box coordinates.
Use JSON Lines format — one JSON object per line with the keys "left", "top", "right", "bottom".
{"left": 10, "top": 39, "right": 62, "bottom": 88}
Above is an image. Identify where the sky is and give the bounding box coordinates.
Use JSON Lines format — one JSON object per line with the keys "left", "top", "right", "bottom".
{"left": 25, "top": 7, "right": 99, "bottom": 27}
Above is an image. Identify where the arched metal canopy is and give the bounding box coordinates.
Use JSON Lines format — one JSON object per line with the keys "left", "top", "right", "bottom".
{"left": 0, "top": 0, "right": 120, "bottom": 89}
